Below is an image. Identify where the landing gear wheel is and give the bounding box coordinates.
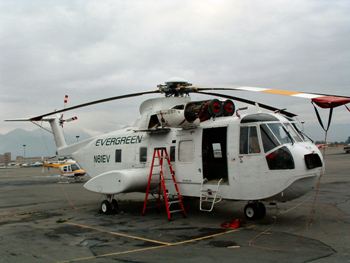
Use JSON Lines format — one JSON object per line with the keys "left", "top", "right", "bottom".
{"left": 111, "top": 199, "right": 119, "bottom": 213}
{"left": 244, "top": 202, "right": 266, "bottom": 220}
{"left": 244, "top": 203, "right": 257, "bottom": 220}
{"left": 256, "top": 202, "right": 266, "bottom": 219}
{"left": 100, "top": 200, "right": 112, "bottom": 214}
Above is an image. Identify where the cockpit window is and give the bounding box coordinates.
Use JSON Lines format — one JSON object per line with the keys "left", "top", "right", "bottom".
{"left": 266, "top": 123, "right": 293, "bottom": 144}
{"left": 240, "top": 126, "right": 261, "bottom": 154}
{"left": 71, "top": 163, "right": 79, "bottom": 171}
{"left": 260, "top": 124, "right": 281, "bottom": 152}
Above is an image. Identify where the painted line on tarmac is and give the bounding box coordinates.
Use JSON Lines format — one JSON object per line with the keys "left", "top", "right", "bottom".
{"left": 65, "top": 222, "right": 172, "bottom": 245}
{"left": 59, "top": 223, "right": 249, "bottom": 263}
{"left": 58, "top": 245, "right": 169, "bottom": 263}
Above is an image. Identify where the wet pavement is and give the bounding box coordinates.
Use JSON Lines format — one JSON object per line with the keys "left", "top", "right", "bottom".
{"left": 0, "top": 147, "right": 349, "bottom": 262}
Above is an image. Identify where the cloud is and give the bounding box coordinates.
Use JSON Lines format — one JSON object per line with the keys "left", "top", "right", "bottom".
{"left": 0, "top": 0, "right": 349, "bottom": 139}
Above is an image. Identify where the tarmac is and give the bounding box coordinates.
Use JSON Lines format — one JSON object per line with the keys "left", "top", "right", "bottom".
{"left": 0, "top": 147, "right": 349, "bottom": 263}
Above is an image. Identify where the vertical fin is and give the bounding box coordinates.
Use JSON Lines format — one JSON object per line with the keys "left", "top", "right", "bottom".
{"left": 45, "top": 117, "right": 67, "bottom": 149}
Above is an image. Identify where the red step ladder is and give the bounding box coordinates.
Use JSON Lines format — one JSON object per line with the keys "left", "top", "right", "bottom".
{"left": 142, "top": 147, "right": 186, "bottom": 220}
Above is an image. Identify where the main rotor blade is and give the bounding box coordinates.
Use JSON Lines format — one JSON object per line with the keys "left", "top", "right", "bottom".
{"left": 195, "top": 91, "right": 297, "bottom": 118}
{"left": 30, "top": 90, "right": 160, "bottom": 121}
{"left": 195, "top": 86, "right": 350, "bottom": 109}
{"left": 195, "top": 87, "right": 350, "bottom": 99}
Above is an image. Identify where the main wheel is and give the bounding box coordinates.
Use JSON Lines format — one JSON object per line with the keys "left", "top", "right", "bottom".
{"left": 256, "top": 202, "right": 266, "bottom": 219}
{"left": 244, "top": 202, "right": 266, "bottom": 220}
{"left": 111, "top": 199, "right": 119, "bottom": 213}
{"left": 244, "top": 203, "right": 258, "bottom": 220}
{"left": 100, "top": 200, "right": 112, "bottom": 214}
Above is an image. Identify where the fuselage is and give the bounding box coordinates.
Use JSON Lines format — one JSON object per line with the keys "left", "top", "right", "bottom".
{"left": 65, "top": 111, "right": 323, "bottom": 203}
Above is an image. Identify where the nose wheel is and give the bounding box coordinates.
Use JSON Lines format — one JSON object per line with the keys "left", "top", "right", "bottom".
{"left": 100, "top": 195, "right": 119, "bottom": 214}
{"left": 244, "top": 202, "right": 266, "bottom": 220}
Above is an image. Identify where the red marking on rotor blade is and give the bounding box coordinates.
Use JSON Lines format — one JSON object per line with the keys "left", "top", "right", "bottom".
{"left": 312, "top": 96, "right": 350, "bottom": 109}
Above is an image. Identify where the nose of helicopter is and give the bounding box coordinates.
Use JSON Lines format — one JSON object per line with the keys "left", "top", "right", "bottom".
{"left": 292, "top": 142, "right": 324, "bottom": 171}
{"left": 270, "top": 142, "right": 324, "bottom": 202}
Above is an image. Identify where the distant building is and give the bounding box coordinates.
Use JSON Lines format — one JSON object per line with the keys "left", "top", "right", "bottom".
{"left": 15, "top": 156, "right": 56, "bottom": 164}
{"left": 0, "top": 152, "right": 11, "bottom": 166}
{"left": 16, "top": 156, "right": 42, "bottom": 164}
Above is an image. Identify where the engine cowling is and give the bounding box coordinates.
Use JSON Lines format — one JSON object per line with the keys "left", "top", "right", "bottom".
{"left": 155, "top": 99, "right": 235, "bottom": 128}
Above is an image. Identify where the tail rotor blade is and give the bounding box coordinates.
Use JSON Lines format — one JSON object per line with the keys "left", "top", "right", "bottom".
{"left": 64, "top": 116, "right": 78, "bottom": 123}
{"left": 64, "top": 95, "right": 69, "bottom": 107}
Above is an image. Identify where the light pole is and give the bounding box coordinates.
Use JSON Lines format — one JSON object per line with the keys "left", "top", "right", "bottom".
{"left": 22, "top": 144, "right": 26, "bottom": 157}
{"left": 22, "top": 144, "right": 27, "bottom": 164}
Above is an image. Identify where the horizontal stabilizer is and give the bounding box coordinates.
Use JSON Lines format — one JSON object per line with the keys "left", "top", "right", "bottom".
{"left": 84, "top": 168, "right": 153, "bottom": 194}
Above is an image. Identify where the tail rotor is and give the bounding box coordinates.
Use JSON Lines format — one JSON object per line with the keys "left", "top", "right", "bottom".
{"left": 59, "top": 95, "right": 78, "bottom": 127}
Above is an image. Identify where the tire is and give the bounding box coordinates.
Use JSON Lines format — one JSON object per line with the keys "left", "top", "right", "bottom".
{"left": 256, "top": 202, "right": 266, "bottom": 219}
{"left": 244, "top": 202, "right": 266, "bottom": 220}
{"left": 111, "top": 199, "right": 119, "bottom": 213}
{"left": 244, "top": 203, "right": 257, "bottom": 220}
{"left": 100, "top": 200, "right": 112, "bottom": 214}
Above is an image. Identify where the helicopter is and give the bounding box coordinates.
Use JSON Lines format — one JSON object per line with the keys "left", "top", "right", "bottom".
{"left": 44, "top": 158, "right": 86, "bottom": 180}
{"left": 6, "top": 79, "right": 350, "bottom": 220}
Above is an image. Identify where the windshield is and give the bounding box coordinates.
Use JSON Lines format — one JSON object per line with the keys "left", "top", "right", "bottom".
{"left": 260, "top": 122, "right": 296, "bottom": 152}
{"left": 283, "top": 123, "right": 303, "bottom": 142}
{"left": 71, "top": 163, "right": 80, "bottom": 171}
{"left": 260, "top": 124, "right": 281, "bottom": 152}
{"left": 266, "top": 123, "right": 293, "bottom": 144}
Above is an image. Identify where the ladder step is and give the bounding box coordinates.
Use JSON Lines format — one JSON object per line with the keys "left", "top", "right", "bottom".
{"left": 201, "top": 191, "right": 217, "bottom": 195}
{"left": 201, "top": 199, "right": 222, "bottom": 203}
{"left": 199, "top": 178, "right": 224, "bottom": 212}
{"left": 154, "top": 157, "right": 169, "bottom": 160}
{"left": 143, "top": 147, "right": 186, "bottom": 220}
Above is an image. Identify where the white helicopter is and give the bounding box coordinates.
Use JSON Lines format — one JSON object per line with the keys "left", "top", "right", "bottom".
{"left": 6, "top": 79, "right": 350, "bottom": 220}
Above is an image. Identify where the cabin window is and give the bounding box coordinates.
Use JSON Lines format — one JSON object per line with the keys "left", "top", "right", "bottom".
{"left": 170, "top": 146, "right": 176, "bottom": 162}
{"left": 115, "top": 149, "right": 122, "bottom": 162}
{"left": 140, "top": 147, "right": 147, "bottom": 162}
{"left": 212, "top": 143, "right": 223, "bottom": 158}
{"left": 240, "top": 126, "right": 261, "bottom": 154}
{"left": 179, "top": 140, "right": 194, "bottom": 162}
{"left": 148, "top": 114, "right": 160, "bottom": 129}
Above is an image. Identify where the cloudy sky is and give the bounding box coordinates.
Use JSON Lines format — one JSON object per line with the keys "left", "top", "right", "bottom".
{"left": 0, "top": 0, "right": 349, "bottom": 141}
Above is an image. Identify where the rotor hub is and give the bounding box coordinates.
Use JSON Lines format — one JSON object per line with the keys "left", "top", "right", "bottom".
{"left": 158, "top": 79, "right": 194, "bottom": 97}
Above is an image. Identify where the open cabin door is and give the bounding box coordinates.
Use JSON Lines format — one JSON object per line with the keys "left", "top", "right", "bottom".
{"left": 202, "top": 127, "right": 228, "bottom": 183}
